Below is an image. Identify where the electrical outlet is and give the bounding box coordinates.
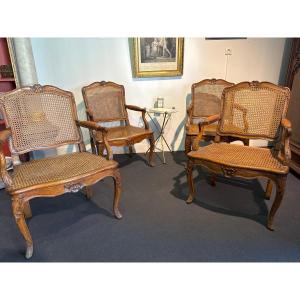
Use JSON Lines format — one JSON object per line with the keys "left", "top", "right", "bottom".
{"left": 225, "top": 48, "right": 232, "bottom": 55}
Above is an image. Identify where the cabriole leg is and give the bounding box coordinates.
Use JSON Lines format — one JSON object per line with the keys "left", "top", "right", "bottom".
{"left": 185, "top": 135, "right": 192, "bottom": 154}
{"left": 265, "top": 179, "right": 273, "bottom": 200}
{"left": 12, "top": 197, "right": 33, "bottom": 259}
{"left": 23, "top": 201, "right": 32, "bottom": 219}
{"left": 84, "top": 186, "right": 93, "bottom": 200}
{"left": 113, "top": 169, "right": 122, "bottom": 219}
{"left": 267, "top": 177, "right": 287, "bottom": 231}
{"left": 186, "top": 159, "right": 196, "bottom": 204}
{"left": 210, "top": 174, "right": 216, "bottom": 187}
{"left": 128, "top": 145, "right": 134, "bottom": 157}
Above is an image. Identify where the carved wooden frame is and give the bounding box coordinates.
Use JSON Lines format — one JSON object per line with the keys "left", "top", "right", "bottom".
{"left": 185, "top": 79, "right": 235, "bottom": 154}
{"left": 82, "top": 81, "right": 155, "bottom": 166}
{"left": 0, "top": 85, "right": 123, "bottom": 259}
{"left": 186, "top": 81, "right": 291, "bottom": 231}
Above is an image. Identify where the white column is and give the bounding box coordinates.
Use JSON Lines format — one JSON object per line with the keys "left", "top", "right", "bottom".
{"left": 11, "top": 38, "right": 54, "bottom": 159}
{"left": 11, "top": 38, "right": 38, "bottom": 86}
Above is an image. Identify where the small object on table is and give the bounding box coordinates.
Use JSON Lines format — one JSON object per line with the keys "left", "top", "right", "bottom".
{"left": 156, "top": 97, "right": 164, "bottom": 108}
{"left": 146, "top": 107, "right": 177, "bottom": 164}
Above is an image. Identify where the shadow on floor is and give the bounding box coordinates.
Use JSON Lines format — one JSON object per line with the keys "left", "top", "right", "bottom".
{"left": 170, "top": 151, "right": 270, "bottom": 228}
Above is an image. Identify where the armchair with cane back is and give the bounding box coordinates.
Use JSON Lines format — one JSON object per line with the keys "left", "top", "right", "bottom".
{"left": 186, "top": 81, "right": 291, "bottom": 230}
{"left": 185, "top": 79, "right": 241, "bottom": 154}
{"left": 0, "top": 84, "right": 122, "bottom": 259}
{"left": 82, "top": 81, "right": 155, "bottom": 166}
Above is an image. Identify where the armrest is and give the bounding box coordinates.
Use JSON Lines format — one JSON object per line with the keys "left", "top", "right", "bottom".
{"left": 76, "top": 120, "right": 107, "bottom": 132}
{"left": 192, "top": 114, "right": 220, "bottom": 151}
{"left": 233, "top": 103, "right": 249, "bottom": 132}
{"left": 280, "top": 118, "right": 292, "bottom": 163}
{"left": 0, "top": 128, "right": 13, "bottom": 187}
{"left": 125, "top": 104, "right": 149, "bottom": 130}
{"left": 125, "top": 104, "right": 146, "bottom": 112}
{"left": 233, "top": 102, "right": 247, "bottom": 113}
{"left": 197, "top": 114, "right": 220, "bottom": 126}
{"left": 75, "top": 120, "right": 113, "bottom": 160}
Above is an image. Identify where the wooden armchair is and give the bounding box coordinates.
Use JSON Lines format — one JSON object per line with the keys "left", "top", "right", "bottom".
{"left": 82, "top": 81, "right": 155, "bottom": 166}
{"left": 186, "top": 81, "right": 291, "bottom": 230}
{"left": 0, "top": 84, "right": 122, "bottom": 259}
{"left": 185, "top": 79, "right": 235, "bottom": 154}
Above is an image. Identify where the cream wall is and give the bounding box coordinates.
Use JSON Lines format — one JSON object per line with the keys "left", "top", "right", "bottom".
{"left": 30, "top": 38, "right": 287, "bottom": 153}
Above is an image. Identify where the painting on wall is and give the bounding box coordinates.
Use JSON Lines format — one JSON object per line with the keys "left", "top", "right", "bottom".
{"left": 131, "top": 38, "right": 184, "bottom": 78}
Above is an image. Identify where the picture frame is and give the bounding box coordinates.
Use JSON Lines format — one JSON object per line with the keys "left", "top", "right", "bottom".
{"left": 131, "top": 38, "right": 184, "bottom": 78}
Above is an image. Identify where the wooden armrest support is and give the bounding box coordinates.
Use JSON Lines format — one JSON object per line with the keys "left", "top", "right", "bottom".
{"left": 191, "top": 114, "right": 220, "bottom": 151}
{"left": 186, "top": 104, "right": 193, "bottom": 126}
{"left": 281, "top": 118, "right": 292, "bottom": 133}
{"left": 125, "top": 104, "right": 149, "bottom": 130}
{"left": 0, "top": 128, "right": 12, "bottom": 143}
{"left": 0, "top": 128, "right": 12, "bottom": 187}
{"left": 86, "top": 108, "right": 93, "bottom": 119}
{"left": 280, "top": 118, "right": 292, "bottom": 163}
{"left": 76, "top": 120, "right": 113, "bottom": 160}
{"left": 187, "top": 104, "right": 192, "bottom": 115}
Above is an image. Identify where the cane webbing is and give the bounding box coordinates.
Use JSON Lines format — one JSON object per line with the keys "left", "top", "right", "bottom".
{"left": 218, "top": 82, "right": 290, "bottom": 140}
{"left": 188, "top": 143, "right": 288, "bottom": 174}
{"left": 9, "top": 152, "right": 117, "bottom": 191}
{"left": 83, "top": 82, "right": 127, "bottom": 122}
{"left": 94, "top": 125, "right": 152, "bottom": 142}
{"left": 192, "top": 80, "right": 234, "bottom": 118}
{"left": 0, "top": 85, "right": 81, "bottom": 154}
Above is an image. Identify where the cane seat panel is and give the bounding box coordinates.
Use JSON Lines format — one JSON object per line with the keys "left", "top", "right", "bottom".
{"left": 188, "top": 143, "right": 288, "bottom": 174}
{"left": 9, "top": 152, "right": 117, "bottom": 192}
{"left": 95, "top": 125, "right": 152, "bottom": 142}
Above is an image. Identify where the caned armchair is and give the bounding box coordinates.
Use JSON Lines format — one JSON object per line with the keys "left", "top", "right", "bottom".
{"left": 82, "top": 81, "right": 155, "bottom": 166}
{"left": 0, "top": 84, "right": 122, "bottom": 259}
{"left": 186, "top": 81, "right": 291, "bottom": 230}
{"left": 185, "top": 79, "right": 236, "bottom": 154}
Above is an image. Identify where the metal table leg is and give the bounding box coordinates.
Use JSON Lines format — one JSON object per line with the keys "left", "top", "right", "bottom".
{"left": 146, "top": 111, "right": 173, "bottom": 164}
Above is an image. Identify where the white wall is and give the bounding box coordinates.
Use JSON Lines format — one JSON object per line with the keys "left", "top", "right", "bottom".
{"left": 31, "top": 38, "right": 286, "bottom": 153}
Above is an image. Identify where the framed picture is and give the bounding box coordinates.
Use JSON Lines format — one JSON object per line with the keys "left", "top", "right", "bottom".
{"left": 132, "top": 38, "right": 184, "bottom": 78}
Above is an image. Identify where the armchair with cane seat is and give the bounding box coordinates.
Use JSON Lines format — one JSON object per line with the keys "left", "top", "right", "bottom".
{"left": 185, "top": 79, "right": 239, "bottom": 154}
{"left": 0, "top": 84, "right": 122, "bottom": 259}
{"left": 186, "top": 81, "right": 291, "bottom": 230}
{"left": 82, "top": 81, "right": 155, "bottom": 166}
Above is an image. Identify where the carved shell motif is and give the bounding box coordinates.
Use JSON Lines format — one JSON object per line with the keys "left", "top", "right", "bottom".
{"left": 31, "top": 84, "right": 44, "bottom": 93}
{"left": 64, "top": 182, "right": 84, "bottom": 193}
{"left": 221, "top": 166, "right": 237, "bottom": 177}
{"left": 249, "top": 81, "right": 260, "bottom": 90}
